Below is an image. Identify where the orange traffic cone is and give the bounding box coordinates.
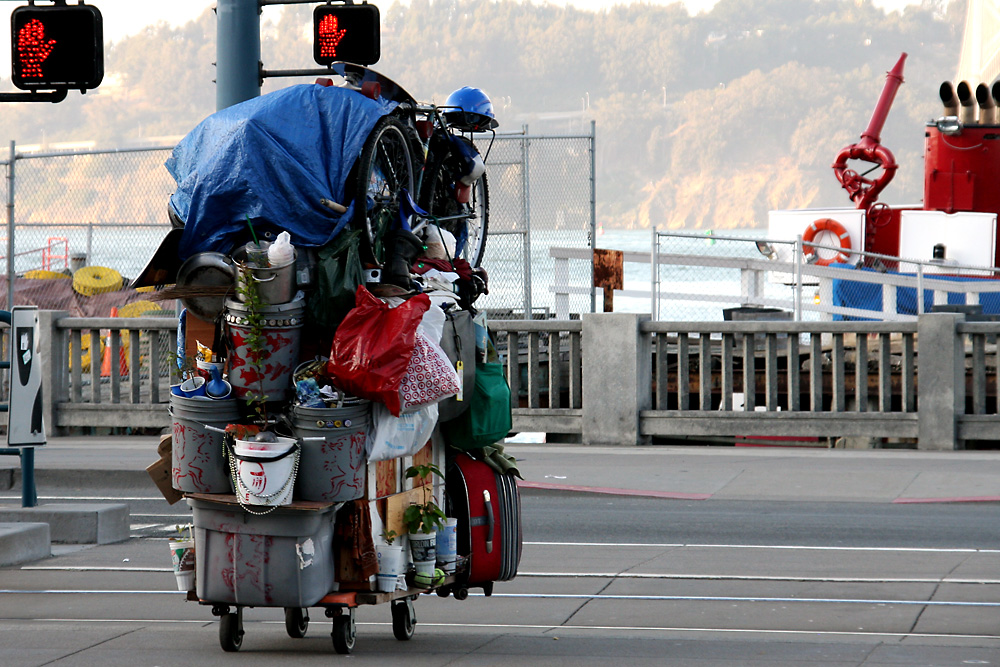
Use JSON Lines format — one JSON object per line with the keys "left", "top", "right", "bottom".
{"left": 100, "top": 330, "right": 112, "bottom": 377}
{"left": 101, "top": 307, "right": 129, "bottom": 377}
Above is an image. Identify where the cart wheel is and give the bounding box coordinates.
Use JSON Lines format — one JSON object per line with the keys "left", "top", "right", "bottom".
{"left": 453, "top": 587, "right": 469, "bottom": 601}
{"left": 284, "top": 607, "right": 309, "bottom": 639}
{"left": 331, "top": 608, "right": 356, "bottom": 654}
{"left": 435, "top": 586, "right": 451, "bottom": 598}
{"left": 219, "top": 608, "right": 244, "bottom": 652}
{"left": 391, "top": 598, "right": 415, "bottom": 641}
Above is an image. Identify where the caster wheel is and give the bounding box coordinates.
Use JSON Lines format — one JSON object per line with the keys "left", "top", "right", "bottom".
{"left": 453, "top": 587, "right": 469, "bottom": 601}
{"left": 219, "top": 608, "right": 244, "bottom": 652}
{"left": 435, "top": 586, "right": 451, "bottom": 598}
{"left": 284, "top": 607, "right": 308, "bottom": 639}
{"left": 331, "top": 609, "right": 356, "bottom": 654}
{"left": 391, "top": 598, "right": 415, "bottom": 641}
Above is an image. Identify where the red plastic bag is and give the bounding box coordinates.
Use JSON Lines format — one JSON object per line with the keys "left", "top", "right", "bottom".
{"left": 327, "top": 286, "right": 430, "bottom": 416}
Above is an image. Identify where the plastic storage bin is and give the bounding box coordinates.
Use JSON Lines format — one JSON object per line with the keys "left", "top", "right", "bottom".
{"left": 188, "top": 496, "right": 336, "bottom": 607}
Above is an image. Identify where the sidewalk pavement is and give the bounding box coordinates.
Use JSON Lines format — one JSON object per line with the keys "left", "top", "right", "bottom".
{"left": 4, "top": 435, "right": 1000, "bottom": 504}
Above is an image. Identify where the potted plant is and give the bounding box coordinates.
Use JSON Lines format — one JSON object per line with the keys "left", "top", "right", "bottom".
{"left": 376, "top": 528, "right": 405, "bottom": 593}
{"left": 225, "top": 265, "right": 299, "bottom": 509}
{"left": 403, "top": 463, "right": 447, "bottom": 577}
{"left": 233, "top": 264, "right": 270, "bottom": 430}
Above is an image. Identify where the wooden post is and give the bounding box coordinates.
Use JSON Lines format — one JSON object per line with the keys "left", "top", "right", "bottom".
{"left": 593, "top": 248, "right": 624, "bottom": 313}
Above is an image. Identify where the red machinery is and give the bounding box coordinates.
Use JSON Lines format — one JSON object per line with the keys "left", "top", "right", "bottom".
{"left": 833, "top": 53, "right": 1000, "bottom": 267}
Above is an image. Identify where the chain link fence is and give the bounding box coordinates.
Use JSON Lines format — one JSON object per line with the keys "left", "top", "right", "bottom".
{"left": 0, "top": 146, "right": 176, "bottom": 313}
{"left": 654, "top": 229, "right": 1000, "bottom": 322}
{"left": 653, "top": 230, "right": 797, "bottom": 322}
{"left": 0, "top": 128, "right": 597, "bottom": 320}
{"left": 476, "top": 130, "right": 596, "bottom": 320}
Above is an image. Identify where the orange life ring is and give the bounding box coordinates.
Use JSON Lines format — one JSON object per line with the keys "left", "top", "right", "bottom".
{"left": 802, "top": 218, "right": 852, "bottom": 266}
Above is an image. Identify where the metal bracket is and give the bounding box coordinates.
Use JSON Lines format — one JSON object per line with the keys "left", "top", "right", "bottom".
{"left": 0, "top": 90, "right": 68, "bottom": 104}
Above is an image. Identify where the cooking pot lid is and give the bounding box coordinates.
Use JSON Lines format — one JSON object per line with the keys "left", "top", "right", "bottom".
{"left": 175, "top": 252, "right": 236, "bottom": 321}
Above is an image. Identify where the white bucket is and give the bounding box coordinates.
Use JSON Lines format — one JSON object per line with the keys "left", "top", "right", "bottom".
{"left": 168, "top": 539, "right": 196, "bottom": 591}
{"left": 376, "top": 543, "right": 405, "bottom": 593}
{"left": 436, "top": 518, "right": 458, "bottom": 573}
{"left": 230, "top": 436, "right": 299, "bottom": 507}
{"left": 408, "top": 531, "right": 437, "bottom": 576}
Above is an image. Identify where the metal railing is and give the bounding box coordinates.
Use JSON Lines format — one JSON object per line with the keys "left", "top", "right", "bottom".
{"left": 41, "top": 312, "right": 177, "bottom": 431}
{"left": 492, "top": 312, "right": 996, "bottom": 449}
{"left": 31, "top": 310, "right": 1000, "bottom": 449}
{"left": 550, "top": 232, "right": 1000, "bottom": 322}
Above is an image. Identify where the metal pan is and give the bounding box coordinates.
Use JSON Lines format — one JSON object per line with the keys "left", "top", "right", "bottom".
{"left": 175, "top": 252, "right": 236, "bottom": 321}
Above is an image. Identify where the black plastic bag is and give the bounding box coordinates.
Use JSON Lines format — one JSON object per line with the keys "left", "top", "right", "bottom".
{"left": 307, "top": 229, "right": 365, "bottom": 332}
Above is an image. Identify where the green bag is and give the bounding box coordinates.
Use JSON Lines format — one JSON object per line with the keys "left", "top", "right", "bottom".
{"left": 307, "top": 229, "right": 364, "bottom": 332}
{"left": 443, "top": 362, "right": 512, "bottom": 450}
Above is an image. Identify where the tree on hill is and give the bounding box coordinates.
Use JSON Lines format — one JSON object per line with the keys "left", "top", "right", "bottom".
{"left": 0, "top": 0, "right": 965, "bottom": 229}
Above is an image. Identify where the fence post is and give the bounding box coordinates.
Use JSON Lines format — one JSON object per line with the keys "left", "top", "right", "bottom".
{"left": 6, "top": 140, "right": 15, "bottom": 311}
{"left": 794, "top": 235, "right": 802, "bottom": 321}
{"left": 651, "top": 226, "right": 659, "bottom": 320}
{"left": 589, "top": 119, "right": 597, "bottom": 315}
{"left": 553, "top": 253, "right": 569, "bottom": 320}
{"left": 917, "top": 312, "right": 964, "bottom": 450}
{"left": 521, "top": 126, "right": 532, "bottom": 318}
{"left": 581, "top": 313, "right": 651, "bottom": 445}
{"left": 37, "top": 310, "right": 68, "bottom": 437}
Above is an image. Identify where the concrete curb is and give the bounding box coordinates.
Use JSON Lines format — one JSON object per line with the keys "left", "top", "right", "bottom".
{"left": 0, "top": 522, "right": 49, "bottom": 566}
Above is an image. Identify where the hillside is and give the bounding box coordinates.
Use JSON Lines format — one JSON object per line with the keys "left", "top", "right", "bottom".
{"left": 0, "top": 0, "right": 965, "bottom": 229}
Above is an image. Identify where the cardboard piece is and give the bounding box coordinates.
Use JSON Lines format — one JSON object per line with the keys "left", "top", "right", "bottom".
{"left": 147, "top": 456, "right": 183, "bottom": 505}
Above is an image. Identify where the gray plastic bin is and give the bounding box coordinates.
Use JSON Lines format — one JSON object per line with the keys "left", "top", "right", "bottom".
{"left": 291, "top": 403, "right": 369, "bottom": 502}
{"left": 188, "top": 496, "right": 336, "bottom": 608}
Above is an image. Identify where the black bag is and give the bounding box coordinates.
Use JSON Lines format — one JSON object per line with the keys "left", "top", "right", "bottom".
{"left": 307, "top": 229, "right": 365, "bottom": 332}
{"left": 437, "top": 308, "right": 477, "bottom": 422}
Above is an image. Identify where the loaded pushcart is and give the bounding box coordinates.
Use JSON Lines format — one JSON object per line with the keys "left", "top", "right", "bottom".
{"left": 143, "top": 63, "right": 521, "bottom": 654}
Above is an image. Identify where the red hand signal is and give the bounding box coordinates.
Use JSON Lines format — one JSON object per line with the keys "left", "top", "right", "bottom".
{"left": 317, "top": 14, "right": 347, "bottom": 61}
{"left": 17, "top": 19, "right": 57, "bottom": 79}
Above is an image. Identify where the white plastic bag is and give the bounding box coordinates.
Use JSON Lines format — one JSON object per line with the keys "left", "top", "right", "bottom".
{"left": 419, "top": 302, "right": 446, "bottom": 342}
{"left": 366, "top": 402, "right": 438, "bottom": 462}
{"left": 268, "top": 230, "right": 294, "bottom": 265}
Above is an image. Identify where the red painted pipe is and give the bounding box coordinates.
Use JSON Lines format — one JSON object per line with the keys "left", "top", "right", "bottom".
{"left": 858, "top": 52, "right": 907, "bottom": 150}
{"left": 831, "top": 53, "right": 906, "bottom": 211}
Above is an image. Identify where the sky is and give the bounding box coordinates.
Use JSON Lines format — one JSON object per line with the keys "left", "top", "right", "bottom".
{"left": 45, "top": 0, "right": 925, "bottom": 44}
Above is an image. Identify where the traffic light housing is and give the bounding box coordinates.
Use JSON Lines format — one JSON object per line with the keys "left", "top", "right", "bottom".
{"left": 313, "top": 3, "right": 380, "bottom": 67}
{"left": 10, "top": 3, "right": 104, "bottom": 91}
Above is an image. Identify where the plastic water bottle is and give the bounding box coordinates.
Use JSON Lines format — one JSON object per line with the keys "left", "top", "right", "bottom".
{"left": 268, "top": 231, "right": 294, "bottom": 267}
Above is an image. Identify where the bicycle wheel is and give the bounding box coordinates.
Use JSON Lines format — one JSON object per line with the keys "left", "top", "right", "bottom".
{"left": 352, "top": 114, "right": 419, "bottom": 265}
{"left": 418, "top": 141, "right": 489, "bottom": 267}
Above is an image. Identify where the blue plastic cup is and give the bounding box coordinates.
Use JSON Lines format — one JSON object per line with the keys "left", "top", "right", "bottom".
{"left": 179, "top": 376, "right": 207, "bottom": 398}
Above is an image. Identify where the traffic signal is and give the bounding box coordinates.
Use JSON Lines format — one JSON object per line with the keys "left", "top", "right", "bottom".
{"left": 313, "top": 3, "right": 380, "bottom": 67}
{"left": 10, "top": 3, "right": 104, "bottom": 91}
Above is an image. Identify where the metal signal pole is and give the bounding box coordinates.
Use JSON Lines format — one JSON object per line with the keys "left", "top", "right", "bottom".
{"left": 216, "top": 0, "right": 261, "bottom": 110}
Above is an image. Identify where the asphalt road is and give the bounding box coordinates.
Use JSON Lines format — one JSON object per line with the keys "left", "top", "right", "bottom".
{"left": 2, "top": 488, "right": 1000, "bottom": 665}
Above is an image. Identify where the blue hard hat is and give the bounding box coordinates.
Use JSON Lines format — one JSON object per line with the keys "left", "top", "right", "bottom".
{"left": 444, "top": 86, "right": 498, "bottom": 131}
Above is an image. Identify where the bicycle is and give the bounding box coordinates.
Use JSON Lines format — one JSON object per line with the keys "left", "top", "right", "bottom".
{"left": 328, "top": 63, "right": 495, "bottom": 271}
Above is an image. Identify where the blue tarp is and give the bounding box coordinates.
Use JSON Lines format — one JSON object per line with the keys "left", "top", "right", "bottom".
{"left": 831, "top": 264, "right": 1000, "bottom": 319}
{"left": 166, "top": 84, "right": 394, "bottom": 260}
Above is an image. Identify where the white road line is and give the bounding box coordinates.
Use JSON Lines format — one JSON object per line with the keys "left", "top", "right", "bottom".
{"left": 485, "top": 593, "right": 1000, "bottom": 607}
{"left": 0, "top": 618, "right": 994, "bottom": 640}
{"left": 516, "top": 571, "right": 1000, "bottom": 584}
{"left": 2, "top": 589, "right": 997, "bottom": 608}
{"left": 18, "top": 566, "right": 1000, "bottom": 585}
{"left": 0, "top": 495, "right": 164, "bottom": 501}
{"left": 22, "top": 566, "right": 172, "bottom": 572}
{"left": 526, "top": 541, "right": 1000, "bottom": 553}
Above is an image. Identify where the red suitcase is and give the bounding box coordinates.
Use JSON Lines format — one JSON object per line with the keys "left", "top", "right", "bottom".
{"left": 447, "top": 452, "right": 522, "bottom": 596}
